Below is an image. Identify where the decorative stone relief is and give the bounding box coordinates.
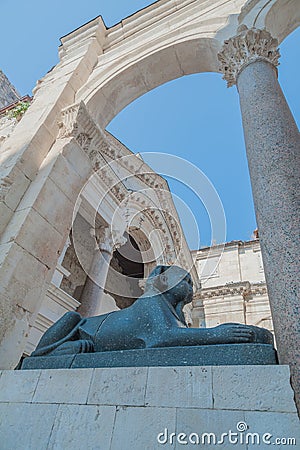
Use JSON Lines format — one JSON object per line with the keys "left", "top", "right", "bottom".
{"left": 91, "top": 225, "right": 127, "bottom": 254}
{"left": 218, "top": 26, "right": 280, "bottom": 87}
{"left": 193, "top": 281, "right": 267, "bottom": 301}
{"left": 58, "top": 102, "right": 113, "bottom": 170}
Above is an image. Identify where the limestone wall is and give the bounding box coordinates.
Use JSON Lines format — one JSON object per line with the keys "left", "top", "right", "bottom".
{"left": 0, "top": 365, "right": 298, "bottom": 449}
{"left": 0, "top": 70, "right": 20, "bottom": 108}
{"left": 192, "top": 240, "right": 273, "bottom": 332}
{"left": 194, "top": 240, "right": 265, "bottom": 287}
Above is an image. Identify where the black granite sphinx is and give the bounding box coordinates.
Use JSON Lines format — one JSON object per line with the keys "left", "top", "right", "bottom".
{"left": 21, "top": 265, "right": 277, "bottom": 369}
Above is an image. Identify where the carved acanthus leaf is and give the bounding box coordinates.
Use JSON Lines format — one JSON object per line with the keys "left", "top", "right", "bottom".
{"left": 218, "top": 26, "right": 280, "bottom": 87}
{"left": 90, "top": 225, "right": 127, "bottom": 253}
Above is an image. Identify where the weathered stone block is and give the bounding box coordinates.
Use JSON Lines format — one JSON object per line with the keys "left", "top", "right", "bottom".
{"left": 174, "top": 39, "right": 220, "bottom": 75}
{"left": 244, "top": 411, "right": 300, "bottom": 446}
{"left": 18, "top": 177, "right": 74, "bottom": 236}
{"left": 0, "top": 241, "right": 49, "bottom": 313}
{"left": 213, "top": 365, "right": 297, "bottom": 413}
{"left": 61, "top": 139, "right": 92, "bottom": 180}
{"left": 145, "top": 366, "right": 212, "bottom": 408}
{"left": 33, "top": 368, "right": 93, "bottom": 404}
{"left": 3, "top": 122, "right": 55, "bottom": 181}
{"left": 0, "top": 365, "right": 298, "bottom": 449}
{"left": 0, "top": 369, "right": 41, "bottom": 402}
{"left": 49, "top": 154, "right": 86, "bottom": 203}
{"left": 0, "top": 202, "right": 12, "bottom": 236}
{"left": 139, "top": 46, "right": 182, "bottom": 90}
{"left": 0, "top": 403, "right": 58, "bottom": 450}
{"left": 1, "top": 207, "right": 64, "bottom": 268}
{"left": 88, "top": 367, "right": 148, "bottom": 406}
{"left": 175, "top": 409, "right": 247, "bottom": 449}
{"left": 110, "top": 406, "right": 176, "bottom": 450}
{"left": 48, "top": 404, "right": 116, "bottom": 450}
{"left": 2, "top": 165, "right": 30, "bottom": 211}
{"left": 98, "top": 64, "right": 148, "bottom": 120}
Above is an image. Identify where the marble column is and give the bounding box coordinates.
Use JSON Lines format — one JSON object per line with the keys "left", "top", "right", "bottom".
{"left": 218, "top": 26, "right": 300, "bottom": 412}
{"left": 78, "top": 226, "right": 127, "bottom": 317}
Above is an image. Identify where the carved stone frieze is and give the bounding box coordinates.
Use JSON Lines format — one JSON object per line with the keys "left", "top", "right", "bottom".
{"left": 58, "top": 102, "right": 115, "bottom": 170}
{"left": 193, "top": 281, "right": 267, "bottom": 302}
{"left": 218, "top": 26, "right": 280, "bottom": 87}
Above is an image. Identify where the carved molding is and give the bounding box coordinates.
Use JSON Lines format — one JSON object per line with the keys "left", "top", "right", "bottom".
{"left": 194, "top": 281, "right": 267, "bottom": 301}
{"left": 58, "top": 102, "right": 117, "bottom": 170}
{"left": 218, "top": 26, "right": 280, "bottom": 87}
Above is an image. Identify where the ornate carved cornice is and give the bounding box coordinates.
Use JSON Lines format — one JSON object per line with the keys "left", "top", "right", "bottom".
{"left": 58, "top": 102, "right": 114, "bottom": 169}
{"left": 194, "top": 281, "right": 267, "bottom": 302}
{"left": 218, "top": 26, "right": 280, "bottom": 87}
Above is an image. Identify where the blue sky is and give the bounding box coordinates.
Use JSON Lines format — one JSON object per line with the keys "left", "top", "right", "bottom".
{"left": 1, "top": 1, "right": 299, "bottom": 249}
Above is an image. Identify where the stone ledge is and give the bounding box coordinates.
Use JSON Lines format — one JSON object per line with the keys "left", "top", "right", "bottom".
{"left": 21, "top": 343, "right": 278, "bottom": 370}
{"left": 0, "top": 365, "right": 298, "bottom": 450}
{"left": 1, "top": 364, "right": 296, "bottom": 413}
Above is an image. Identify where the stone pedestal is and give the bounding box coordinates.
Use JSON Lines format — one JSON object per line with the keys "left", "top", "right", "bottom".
{"left": 20, "top": 344, "right": 278, "bottom": 370}
{"left": 0, "top": 366, "right": 298, "bottom": 449}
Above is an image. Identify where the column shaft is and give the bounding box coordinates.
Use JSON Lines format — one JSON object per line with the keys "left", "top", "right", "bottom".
{"left": 78, "top": 250, "right": 111, "bottom": 317}
{"left": 219, "top": 27, "right": 300, "bottom": 412}
{"left": 237, "top": 59, "right": 300, "bottom": 367}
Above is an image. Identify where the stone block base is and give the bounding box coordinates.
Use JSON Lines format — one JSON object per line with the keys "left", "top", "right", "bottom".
{"left": 20, "top": 343, "right": 278, "bottom": 370}
{"left": 0, "top": 366, "right": 299, "bottom": 449}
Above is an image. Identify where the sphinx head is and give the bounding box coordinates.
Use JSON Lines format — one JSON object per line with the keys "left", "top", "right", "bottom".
{"left": 145, "top": 265, "right": 193, "bottom": 306}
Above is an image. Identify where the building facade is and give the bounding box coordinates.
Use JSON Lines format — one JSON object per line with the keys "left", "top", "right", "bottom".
{"left": 192, "top": 239, "right": 273, "bottom": 334}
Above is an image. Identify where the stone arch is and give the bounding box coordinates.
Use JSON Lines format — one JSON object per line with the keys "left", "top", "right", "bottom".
{"left": 239, "top": 0, "right": 300, "bottom": 43}
{"left": 74, "top": 0, "right": 300, "bottom": 128}
{"left": 80, "top": 37, "right": 221, "bottom": 127}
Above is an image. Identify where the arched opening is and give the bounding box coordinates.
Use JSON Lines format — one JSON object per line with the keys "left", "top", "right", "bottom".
{"left": 104, "top": 230, "right": 155, "bottom": 309}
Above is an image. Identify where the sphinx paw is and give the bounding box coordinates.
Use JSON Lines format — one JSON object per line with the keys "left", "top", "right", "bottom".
{"left": 50, "top": 339, "right": 94, "bottom": 356}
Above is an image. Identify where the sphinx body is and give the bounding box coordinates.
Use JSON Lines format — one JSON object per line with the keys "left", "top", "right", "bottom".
{"left": 30, "top": 265, "right": 273, "bottom": 358}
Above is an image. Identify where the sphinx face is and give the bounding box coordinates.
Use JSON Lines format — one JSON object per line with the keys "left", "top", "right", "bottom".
{"left": 167, "top": 275, "right": 193, "bottom": 305}
{"left": 151, "top": 265, "right": 193, "bottom": 305}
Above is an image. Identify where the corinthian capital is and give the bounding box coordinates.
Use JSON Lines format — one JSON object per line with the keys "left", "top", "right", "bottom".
{"left": 218, "top": 26, "right": 280, "bottom": 87}
{"left": 91, "top": 225, "right": 127, "bottom": 254}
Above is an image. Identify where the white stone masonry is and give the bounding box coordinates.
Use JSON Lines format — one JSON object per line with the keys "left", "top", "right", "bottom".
{"left": 0, "top": 365, "right": 298, "bottom": 449}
